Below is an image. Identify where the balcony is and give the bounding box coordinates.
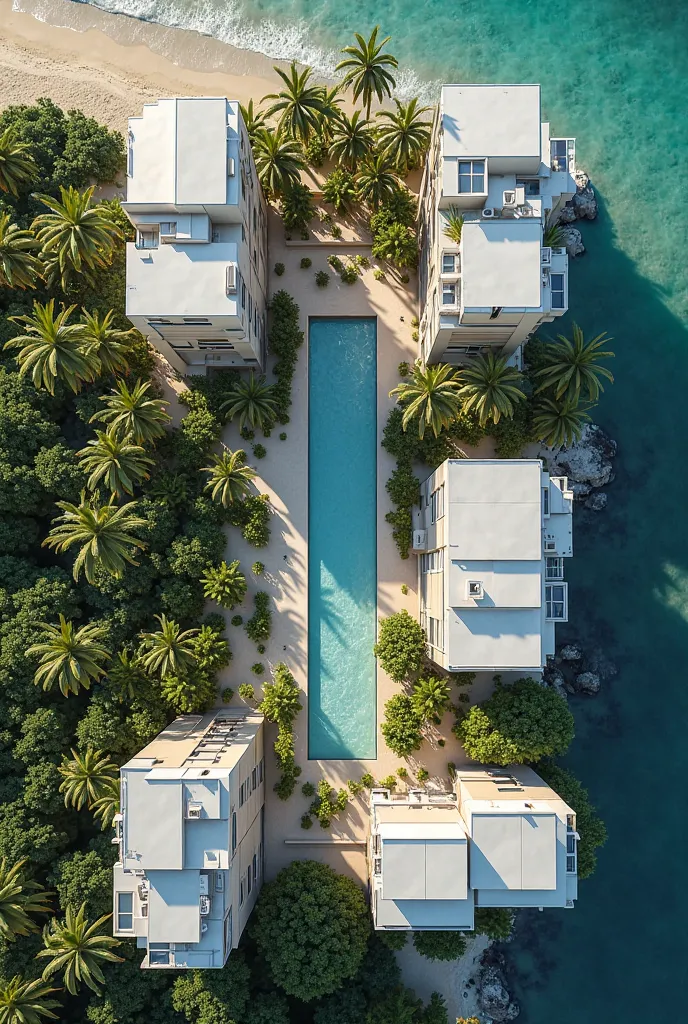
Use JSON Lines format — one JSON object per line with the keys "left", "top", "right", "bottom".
{"left": 550, "top": 138, "right": 576, "bottom": 174}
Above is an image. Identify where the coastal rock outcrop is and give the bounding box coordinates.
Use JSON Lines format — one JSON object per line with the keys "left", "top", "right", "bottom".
{"left": 543, "top": 423, "right": 617, "bottom": 498}
{"left": 584, "top": 491, "right": 608, "bottom": 511}
{"left": 546, "top": 641, "right": 618, "bottom": 698}
{"left": 560, "top": 225, "right": 585, "bottom": 258}
{"left": 478, "top": 951, "right": 520, "bottom": 1022}
{"left": 574, "top": 671, "right": 601, "bottom": 695}
{"left": 558, "top": 170, "right": 598, "bottom": 223}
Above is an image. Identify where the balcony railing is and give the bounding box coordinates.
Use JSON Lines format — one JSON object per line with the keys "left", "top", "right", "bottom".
{"left": 550, "top": 138, "right": 576, "bottom": 173}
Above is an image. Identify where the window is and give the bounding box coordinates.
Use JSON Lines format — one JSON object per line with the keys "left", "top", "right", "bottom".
{"left": 241, "top": 282, "right": 246, "bottom": 309}
{"left": 252, "top": 853, "right": 258, "bottom": 881}
{"left": 430, "top": 485, "right": 444, "bottom": 523}
{"left": 446, "top": 344, "right": 484, "bottom": 355}
{"left": 136, "top": 228, "right": 158, "bottom": 249}
{"left": 224, "top": 908, "right": 233, "bottom": 953}
{"left": 168, "top": 340, "right": 194, "bottom": 350}
{"left": 252, "top": 767, "right": 257, "bottom": 790}
{"left": 239, "top": 782, "right": 245, "bottom": 808}
{"left": 159, "top": 221, "right": 177, "bottom": 235}
{"left": 183, "top": 317, "right": 210, "bottom": 324}
{"left": 198, "top": 341, "right": 235, "bottom": 349}
{"left": 149, "top": 944, "right": 170, "bottom": 966}
{"left": 545, "top": 583, "right": 568, "bottom": 621}
{"left": 117, "top": 892, "right": 133, "bottom": 931}
{"left": 428, "top": 616, "right": 444, "bottom": 651}
{"left": 441, "top": 282, "right": 457, "bottom": 306}
{"left": 420, "top": 550, "right": 444, "bottom": 573}
{"left": 517, "top": 178, "right": 540, "bottom": 197}
{"left": 550, "top": 273, "right": 565, "bottom": 309}
{"left": 545, "top": 556, "right": 564, "bottom": 581}
{"left": 259, "top": 758, "right": 264, "bottom": 784}
{"left": 231, "top": 812, "right": 237, "bottom": 856}
{"left": 247, "top": 864, "right": 252, "bottom": 895}
{"left": 566, "top": 855, "right": 576, "bottom": 873}
{"left": 442, "top": 253, "right": 456, "bottom": 274}
{"left": 458, "top": 160, "right": 485, "bottom": 193}
{"left": 542, "top": 487, "right": 550, "bottom": 516}
{"left": 490, "top": 306, "right": 502, "bottom": 320}
{"left": 239, "top": 879, "right": 245, "bottom": 907}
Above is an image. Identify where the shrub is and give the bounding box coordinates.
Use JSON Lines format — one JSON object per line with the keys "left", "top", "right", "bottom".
{"left": 327, "top": 254, "right": 344, "bottom": 272}
{"left": 400, "top": 583, "right": 409, "bottom": 596}
{"left": 385, "top": 506, "right": 413, "bottom": 560}
{"left": 381, "top": 694, "right": 423, "bottom": 757}
{"left": 412, "top": 930, "right": 467, "bottom": 962}
{"left": 301, "top": 781, "right": 315, "bottom": 797}
{"left": 309, "top": 779, "right": 348, "bottom": 829}
{"left": 373, "top": 268, "right": 385, "bottom": 281}
{"left": 415, "top": 766, "right": 429, "bottom": 783}
{"left": 330, "top": 224, "right": 343, "bottom": 239}
{"left": 280, "top": 182, "right": 315, "bottom": 232}
{"left": 245, "top": 591, "right": 272, "bottom": 643}
{"left": 268, "top": 290, "right": 304, "bottom": 424}
{"left": 398, "top": 360, "right": 410, "bottom": 377}
{"left": 474, "top": 907, "right": 514, "bottom": 940}
{"left": 370, "top": 187, "right": 418, "bottom": 231}
{"left": 231, "top": 614, "right": 243, "bottom": 627}
{"left": 300, "top": 257, "right": 312, "bottom": 269}
{"left": 274, "top": 262, "right": 285, "bottom": 276}
{"left": 279, "top": 432, "right": 287, "bottom": 441}
{"left": 396, "top": 766, "right": 408, "bottom": 778}
{"left": 377, "top": 930, "right": 408, "bottom": 951}
{"left": 374, "top": 610, "right": 427, "bottom": 682}
{"left": 252, "top": 561, "right": 265, "bottom": 575}
{"left": 259, "top": 663, "right": 303, "bottom": 800}
{"left": 221, "top": 687, "right": 234, "bottom": 704}
{"left": 227, "top": 493, "right": 272, "bottom": 548}
{"left": 412, "top": 676, "right": 452, "bottom": 721}
{"left": 340, "top": 265, "right": 358, "bottom": 285}
{"left": 252, "top": 443, "right": 267, "bottom": 459}
{"left": 378, "top": 775, "right": 397, "bottom": 790}
{"left": 537, "top": 762, "right": 607, "bottom": 879}
{"left": 372, "top": 222, "right": 418, "bottom": 269}
{"left": 252, "top": 861, "right": 369, "bottom": 1000}
{"left": 300, "top": 813, "right": 313, "bottom": 829}
{"left": 305, "top": 133, "right": 327, "bottom": 167}
{"left": 456, "top": 677, "right": 575, "bottom": 764}
{"left": 360, "top": 773, "right": 375, "bottom": 788}
{"left": 257, "top": 643, "right": 266, "bottom": 655}
{"left": 315, "top": 270, "right": 329, "bottom": 287}
{"left": 251, "top": 662, "right": 264, "bottom": 675}
{"left": 400, "top": 273, "right": 410, "bottom": 283}
{"left": 452, "top": 671, "right": 476, "bottom": 687}
{"left": 322, "top": 168, "right": 357, "bottom": 214}
{"left": 347, "top": 778, "right": 363, "bottom": 796}
{"left": 238, "top": 683, "right": 255, "bottom": 702}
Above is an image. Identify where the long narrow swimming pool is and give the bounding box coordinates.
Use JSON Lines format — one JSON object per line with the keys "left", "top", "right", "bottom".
{"left": 308, "top": 317, "right": 377, "bottom": 760}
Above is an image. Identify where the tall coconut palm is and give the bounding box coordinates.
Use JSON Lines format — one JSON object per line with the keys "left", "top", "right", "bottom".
{"left": 203, "top": 448, "right": 256, "bottom": 507}
{"left": 316, "top": 86, "right": 345, "bottom": 140}
{"left": 138, "top": 614, "right": 199, "bottom": 678}
{"left": 77, "top": 429, "right": 154, "bottom": 499}
{"left": 336, "top": 27, "right": 399, "bottom": 118}
{"left": 27, "top": 616, "right": 110, "bottom": 697}
{"left": 5, "top": 300, "right": 96, "bottom": 395}
{"left": 90, "top": 378, "right": 171, "bottom": 445}
{"left": 105, "top": 648, "right": 147, "bottom": 703}
{"left": 376, "top": 97, "right": 433, "bottom": 172}
{"left": 0, "top": 213, "right": 42, "bottom": 289}
{"left": 456, "top": 352, "right": 527, "bottom": 427}
{"left": 264, "top": 62, "right": 328, "bottom": 143}
{"left": 239, "top": 99, "right": 268, "bottom": 144}
{"left": 220, "top": 372, "right": 278, "bottom": 431}
{"left": 57, "top": 749, "right": 119, "bottom": 811}
{"left": 31, "top": 185, "right": 122, "bottom": 291}
{"left": 543, "top": 215, "right": 567, "bottom": 248}
{"left": 252, "top": 129, "right": 305, "bottom": 197}
{"left": 36, "top": 904, "right": 123, "bottom": 996}
{"left": 201, "top": 560, "right": 248, "bottom": 609}
{"left": 0, "top": 860, "right": 53, "bottom": 943}
{"left": 90, "top": 790, "right": 120, "bottom": 830}
{"left": 0, "top": 127, "right": 38, "bottom": 196}
{"left": 329, "top": 111, "right": 374, "bottom": 170}
{"left": 78, "top": 309, "right": 135, "bottom": 376}
{"left": 0, "top": 976, "right": 60, "bottom": 1024}
{"left": 43, "top": 495, "right": 147, "bottom": 583}
{"left": 412, "top": 676, "right": 452, "bottom": 721}
{"left": 535, "top": 323, "right": 615, "bottom": 403}
{"left": 355, "top": 153, "right": 399, "bottom": 209}
{"left": 533, "top": 396, "right": 592, "bottom": 448}
{"left": 389, "top": 362, "right": 461, "bottom": 439}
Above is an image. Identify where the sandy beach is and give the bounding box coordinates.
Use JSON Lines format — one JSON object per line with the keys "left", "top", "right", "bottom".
{"left": 0, "top": 0, "right": 288, "bottom": 131}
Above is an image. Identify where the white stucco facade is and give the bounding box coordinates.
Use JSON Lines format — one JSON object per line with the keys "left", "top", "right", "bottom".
{"left": 123, "top": 97, "right": 268, "bottom": 374}
{"left": 418, "top": 84, "right": 576, "bottom": 365}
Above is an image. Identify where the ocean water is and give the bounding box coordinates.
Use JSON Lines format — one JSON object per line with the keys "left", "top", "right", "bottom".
{"left": 308, "top": 318, "right": 377, "bottom": 760}
{"left": 45, "top": 0, "right": 688, "bottom": 1013}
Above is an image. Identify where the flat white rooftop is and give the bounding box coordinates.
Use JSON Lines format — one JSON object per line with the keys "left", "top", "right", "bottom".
{"left": 441, "top": 84, "right": 541, "bottom": 160}
{"left": 461, "top": 218, "right": 542, "bottom": 309}
{"left": 126, "top": 241, "right": 239, "bottom": 318}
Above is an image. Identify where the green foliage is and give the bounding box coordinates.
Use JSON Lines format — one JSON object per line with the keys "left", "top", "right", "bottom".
{"left": 456, "top": 677, "right": 575, "bottom": 764}
{"left": 443, "top": 206, "right": 464, "bottom": 244}
{"left": 371, "top": 221, "right": 418, "bottom": 269}
{"left": 221, "top": 687, "right": 234, "bottom": 704}
{"left": 231, "top": 615, "right": 242, "bottom": 627}
{"left": 268, "top": 290, "right": 304, "bottom": 424}
{"left": 322, "top": 168, "right": 357, "bottom": 214}
{"left": 301, "top": 781, "right": 315, "bottom": 797}
{"left": 340, "top": 263, "right": 359, "bottom": 285}
{"left": 378, "top": 775, "right": 397, "bottom": 790}
{"left": 377, "top": 930, "right": 408, "bottom": 950}
{"left": 412, "top": 930, "right": 467, "bottom": 962}
{"left": 365, "top": 986, "right": 422, "bottom": 1024}
{"left": 245, "top": 591, "right": 272, "bottom": 643}
{"left": 389, "top": 362, "right": 461, "bottom": 440}
{"left": 52, "top": 845, "right": 114, "bottom": 920}
{"left": 201, "top": 559, "right": 247, "bottom": 609}
{"left": 412, "top": 676, "right": 452, "bottom": 721}
{"left": 259, "top": 663, "right": 302, "bottom": 800}
{"left": 252, "top": 442, "right": 266, "bottom": 459}
{"left": 252, "top": 860, "right": 370, "bottom": 1001}
{"left": 171, "top": 956, "right": 250, "bottom": 1024}
{"left": 415, "top": 766, "right": 429, "bottom": 783}
{"left": 279, "top": 183, "right": 315, "bottom": 232}
{"left": 300, "top": 256, "right": 313, "bottom": 269}
{"left": 474, "top": 907, "right": 514, "bottom": 940}
{"left": 374, "top": 610, "right": 427, "bottom": 682}
{"left": 274, "top": 263, "right": 285, "bottom": 276}
{"left": 309, "top": 779, "right": 348, "bottom": 828}
{"left": 537, "top": 762, "right": 607, "bottom": 879}
{"left": 251, "top": 662, "right": 264, "bottom": 676}
{"left": 251, "top": 561, "right": 264, "bottom": 575}
{"left": 381, "top": 695, "right": 423, "bottom": 757}
{"left": 315, "top": 270, "right": 329, "bottom": 287}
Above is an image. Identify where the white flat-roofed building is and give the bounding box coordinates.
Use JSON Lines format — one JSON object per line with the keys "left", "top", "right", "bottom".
{"left": 418, "top": 84, "right": 576, "bottom": 365}
{"left": 124, "top": 97, "right": 268, "bottom": 374}
{"left": 413, "top": 459, "right": 573, "bottom": 674}
{"left": 112, "top": 709, "right": 264, "bottom": 969}
{"left": 369, "top": 765, "right": 577, "bottom": 932}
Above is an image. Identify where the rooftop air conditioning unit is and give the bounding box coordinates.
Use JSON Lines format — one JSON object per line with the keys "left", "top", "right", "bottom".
{"left": 225, "top": 264, "right": 237, "bottom": 294}
{"left": 467, "top": 580, "right": 484, "bottom": 600}
{"left": 502, "top": 190, "right": 516, "bottom": 207}
{"left": 412, "top": 529, "right": 427, "bottom": 552}
{"left": 541, "top": 246, "right": 552, "bottom": 266}
{"left": 481, "top": 207, "right": 495, "bottom": 218}
{"left": 199, "top": 895, "right": 211, "bottom": 916}
{"left": 187, "top": 802, "right": 203, "bottom": 819}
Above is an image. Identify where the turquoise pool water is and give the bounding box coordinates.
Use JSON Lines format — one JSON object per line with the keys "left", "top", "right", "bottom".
{"left": 308, "top": 318, "right": 377, "bottom": 760}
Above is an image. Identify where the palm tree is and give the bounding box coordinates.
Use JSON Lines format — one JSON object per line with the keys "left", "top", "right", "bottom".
{"left": 443, "top": 206, "right": 464, "bottom": 244}
{"left": 0, "top": 976, "right": 60, "bottom": 1024}
{"left": 0, "top": 127, "right": 38, "bottom": 196}
{"left": 0, "top": 213, "right": 42, "bottom": 289}
{"left": 77, "top": 429, "right": 154, "bottom": 498}
{"left": 105, "top": 648, "right": 147, "bottom": 703}
{"left": 239, "top": 99, "right": 268, "bottom": 143}
{"left": 456, "top": 352, "right": 527, "bottom": 426}
{"left": 147, "top": 470, "right": 188, "bottom": 507}
{"left": 27, "top": 616, "right": 110, "bottom": 697}
{"left": 43, "top": 494, "right": 147, "bottom": 583}
{"left": 31, "top": 185, "right": 122, "bottom": 291}
{"left": 58, "top": 749, "right": 119, "bottom": 811}
{"left": 265, "top": 62, "right": 328, "bottom": 143}
{"left": 5, "top": 300, "right": 96, "bottom": 395}
{"left": 389, "top": 362, "right": 461, "bottom": 439}
{"left": 0, "top": 859, "right": 53, "bottom": 942}
{"left": 201, "top": 560, "right": 248, "bottom": 609}
{"left": 252, "top": 129, "right": 305, "bottom": 197}
{"left": 316, "top": 86, "right": 345, "bottom": 140}
{"left": 203, "top": 448, "right": 256, "bottom": 507}
{"left": 412, "top": 676, "right": 452, "bottom": 721}
{"left": 90, "top": 790, "right": 120, "bottom": 830}
{"left": 78, "top": 309, "right": 135, "bottom": 376}
{"left": 36, "top": 904, "right": 123, "bottom": 996}
{"left": 90, "top": 378, "right": 171, "bottom": 444}
{"left": 336, "top": 27, "right": 399, "bottom": 118}
{"left": 138, "top": 614, "right": 199, "bottom": 678}
{"left": 543, "top": 215, "right": 566, "bottom": 248}
{"left": 220, "top": 372, "right": 278, "bottom": 431}
{"left": 533, "top": 396, "right": 592, "bottom": 448}
{"left": 376, "top": 98, "right": 433, "bottom": 172}
{"left": 329, "top": 111, "right": 374, "bottom": 170}
{"left": 356, "top": 153, "right": 399, "bottom": 209}
{"left": 534, "top": 323, "right": 615, "bottom": 403}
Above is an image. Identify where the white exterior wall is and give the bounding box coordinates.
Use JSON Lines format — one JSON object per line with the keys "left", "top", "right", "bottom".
{"left": 123, "top": 97, "right": 268, "bottom": 374}
{"left": 418, "top": 84, "right": 576, "bottom": 366}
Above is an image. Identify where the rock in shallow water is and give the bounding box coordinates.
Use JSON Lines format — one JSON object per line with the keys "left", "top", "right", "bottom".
{"left": 572, "top": 170, "right": 598, "bottom": 219}
{"left": 574, "top": 671, "right": 601, "bottom": 694}
{"left": 585, "top": 491, "right": 608, "bottom": 511}
{"left": 560, "top": 225, "right": 585, "bottom": 257}
{"left": 479, "top": 964, "right": 520, "bottom": 1021}
{"left": 545, "top": 423, "right": 617, "bottom": 494}
{"left": 559, "top": 643, "right": 584, "bottom": 662}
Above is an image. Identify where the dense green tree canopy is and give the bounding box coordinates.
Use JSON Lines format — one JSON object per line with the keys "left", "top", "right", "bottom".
{"left": 373, "top": 610, "right": 427, "bottom": 682}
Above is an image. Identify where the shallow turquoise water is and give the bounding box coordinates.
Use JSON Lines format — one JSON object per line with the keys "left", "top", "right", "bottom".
{"left": 308, "top": 318, "right": 377, "bottom": 760}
